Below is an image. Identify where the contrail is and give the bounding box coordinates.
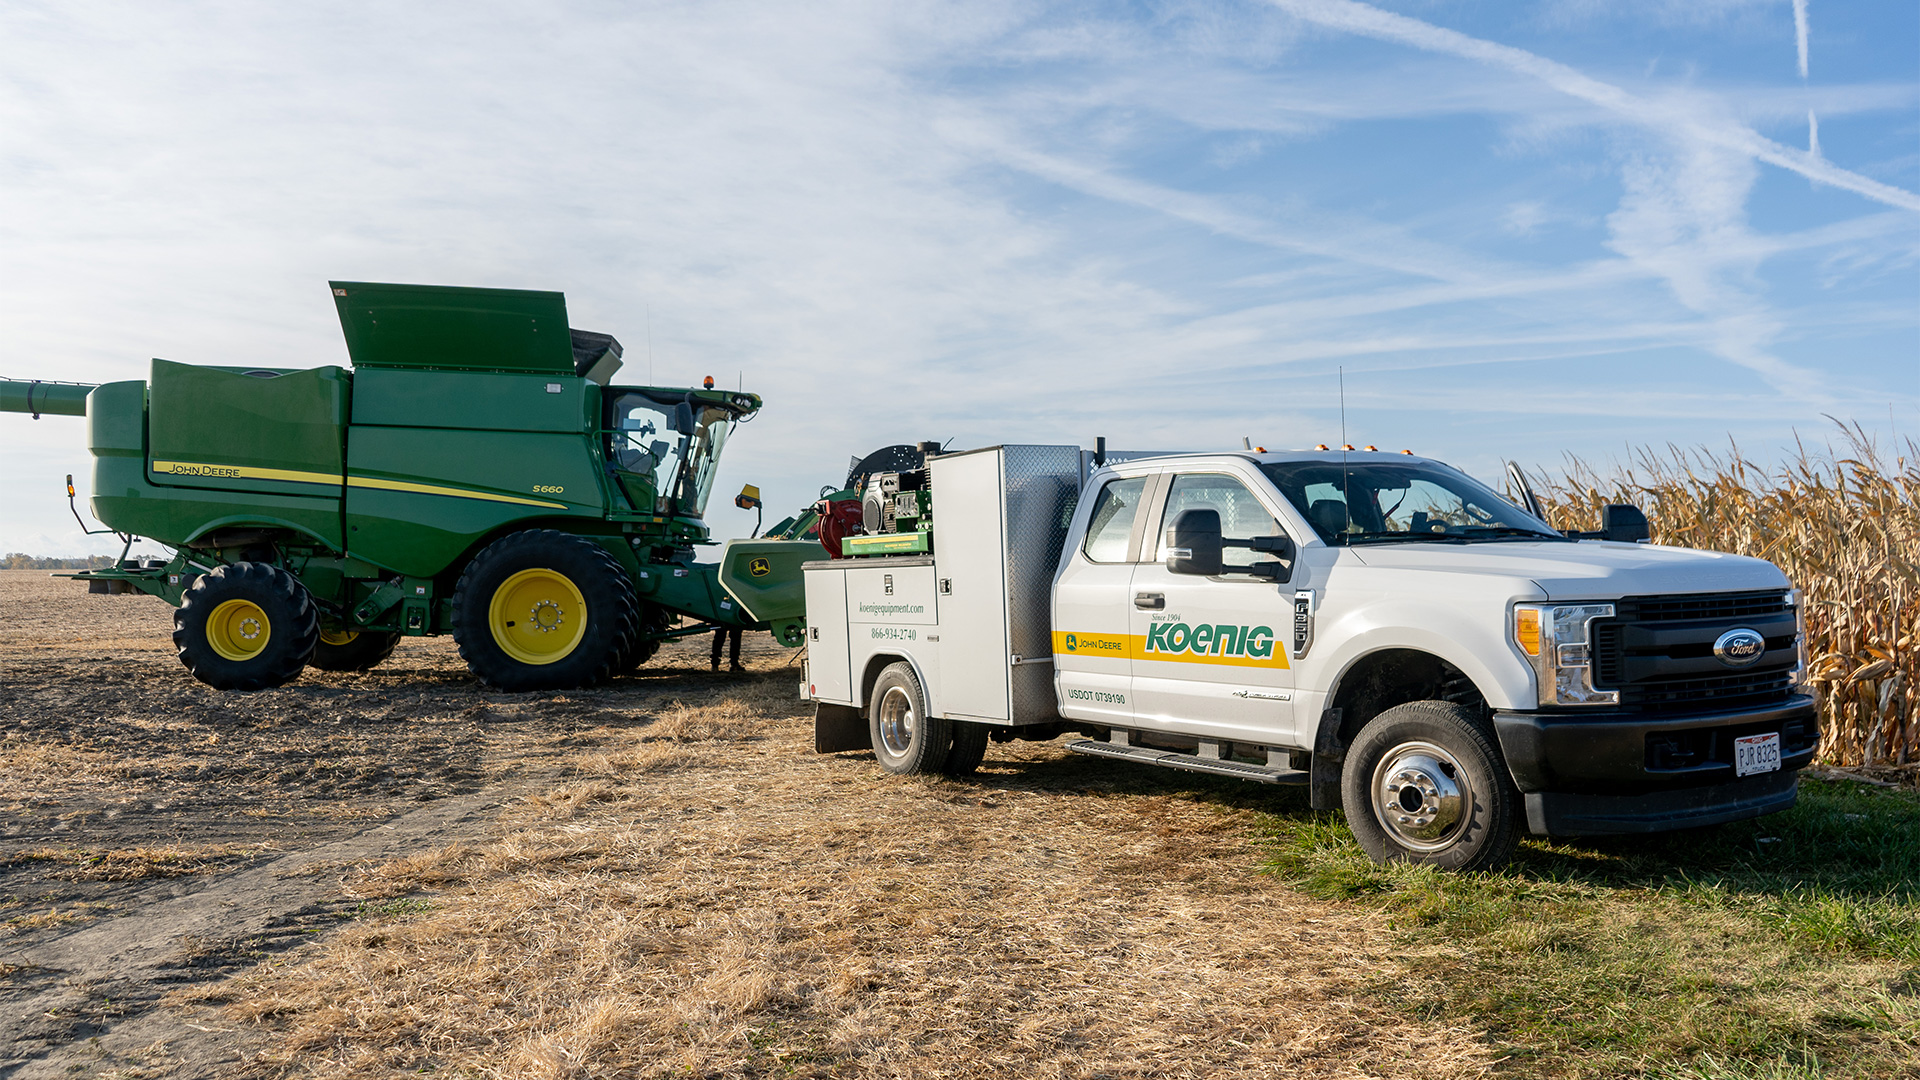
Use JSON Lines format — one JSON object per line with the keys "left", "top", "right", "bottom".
{"left": 1792, "top": 0, "right": 1810, "bottom": 78}
{"left": 1266, "top": 0, "right": 1919, "bottom": 213}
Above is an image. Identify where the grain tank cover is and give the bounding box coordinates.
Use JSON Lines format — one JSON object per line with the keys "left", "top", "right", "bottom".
{"left": 329, "top": 281, "right": 577, "bottom": 375}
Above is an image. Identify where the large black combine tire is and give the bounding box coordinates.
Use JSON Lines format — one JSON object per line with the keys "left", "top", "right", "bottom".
{"left": 451, "top": 530, "right": 638, "bottom": 692}
{"left": 612, "top": 602, "right": 673, "bottom": 674}
{"left": 173, "top": 562, "right": 320, "bottom": 691}
{"left": 310, "top": 628, "right": 402, "bottom": 672}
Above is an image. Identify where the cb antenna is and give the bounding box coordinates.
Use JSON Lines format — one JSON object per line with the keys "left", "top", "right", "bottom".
{"left": 1340, "top": 367, "right": 1352, "bottom": 531}
{"left": 646, "top": 302, "right": 654, "bottom": 385}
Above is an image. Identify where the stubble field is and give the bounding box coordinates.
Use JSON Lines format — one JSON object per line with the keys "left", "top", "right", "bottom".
{"left": 0, "top": 570, "right": 1489, "bottom": 1079}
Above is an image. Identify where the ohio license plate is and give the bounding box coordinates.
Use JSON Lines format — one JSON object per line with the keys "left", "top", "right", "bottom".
{"left": 1734, "top": 732, "right": 1781, "bottom": 777}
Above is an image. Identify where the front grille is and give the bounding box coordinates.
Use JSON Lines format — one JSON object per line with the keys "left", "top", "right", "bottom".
{"left": 1613, "top": 589, "right": 1790, "bottom": 624}
{"left": 1618, "top": 668, "right": 1795, "bottom": 710}
{"left": 1594, "top": 590, "right": 1796, "bottom": 713}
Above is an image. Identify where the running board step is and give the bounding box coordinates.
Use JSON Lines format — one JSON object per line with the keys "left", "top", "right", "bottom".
{"left": 1064, "top": 739, "right": 1310, "bottom": 785}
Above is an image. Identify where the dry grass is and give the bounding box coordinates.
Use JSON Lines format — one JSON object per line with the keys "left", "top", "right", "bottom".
{"left": 3, "top": 843, "right": 248, "bottom": 881}
{"left": 185, "top": 687, "right": 1492, "bottom": 1079}
{"left": 1527, "top": 422, "right": 1918, "bottom": 767}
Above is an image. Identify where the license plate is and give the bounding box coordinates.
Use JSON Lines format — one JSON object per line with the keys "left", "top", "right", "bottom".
{"left": 1734, "top": 732, "right": 1781, "bottom": 777}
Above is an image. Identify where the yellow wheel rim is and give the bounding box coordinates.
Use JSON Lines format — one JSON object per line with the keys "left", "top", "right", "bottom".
{"left": 488, "top": 568, "right": 587, "bottom": 666}
{"left": 207, "top": 599, "right": 272, "bottom": 662}
{"left": 320, "top": 629, "right": 359, "bottom": 647}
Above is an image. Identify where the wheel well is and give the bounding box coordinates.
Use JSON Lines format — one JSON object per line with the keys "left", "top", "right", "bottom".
{"left": 858, "top": 653, "right": 913, "bottom": 710}
{"left": 1329, "top": 649, "right": 1486, "bottom": 748}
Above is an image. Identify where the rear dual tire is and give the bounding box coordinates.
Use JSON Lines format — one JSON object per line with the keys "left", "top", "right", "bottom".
{"left": 868, "top": 661, "right": 988, "bottom": 778}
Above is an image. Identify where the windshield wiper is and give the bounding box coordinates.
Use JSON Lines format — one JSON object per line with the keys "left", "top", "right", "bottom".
{"left": 1339, "top": 532, "right": 1468, "bottom": 546}
{"left": 1455, "top": 526, "right": 1566, "bottom": 542}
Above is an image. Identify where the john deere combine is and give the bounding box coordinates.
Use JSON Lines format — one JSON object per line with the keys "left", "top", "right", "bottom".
{"left": 0, "top": 282, "right": 811, "bottom": 691}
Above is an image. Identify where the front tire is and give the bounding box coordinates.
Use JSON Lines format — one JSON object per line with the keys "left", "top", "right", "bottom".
{"left": 452, "top": 530, "right": 638, "bottom": 692}
{"left": 1340, "top": 700, "right": 1518, "bottom": 872}
{"left": 868, "top": 662, "right": 950, "bottom": 775}
{"left": 173, "top": 562, "right": 319, "bottom": 691}
{"left": 310, "top": 628, "right": 402, "bottom": 672}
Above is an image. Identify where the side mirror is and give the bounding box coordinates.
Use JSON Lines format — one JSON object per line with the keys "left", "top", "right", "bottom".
{"left": 1249, "top": 534, "right": 1294, "bottom": 560}
{"left": 673, "top": 400, "right": 696, "bottom": 436}
{"left": 1601, "top": 503, "right": 1649, "bottom": 543}
{"left": 1165, "top": 509, "right": 1224, "bottom": 576}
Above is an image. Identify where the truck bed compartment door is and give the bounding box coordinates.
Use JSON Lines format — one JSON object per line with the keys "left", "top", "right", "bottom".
{"left": 803, "top": 566, "right": 853, "bottom": 704}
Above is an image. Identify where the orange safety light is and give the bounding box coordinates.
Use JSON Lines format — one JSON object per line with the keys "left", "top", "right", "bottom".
{"left": 1363, "top": 445, "right": 1377, "bottom": 451}
{"left": 1253, "top": 446, "right": 1266, "bottom": 453}
{"left": 1314, "top": 444, "right": 1329, "bottom": 451}
{"left": 1514, "top": 608, "right": 1542, "bottom": 657}
{"left": 1341, "top": 444, "right": 1354, "bottom": 451}
{"left": 1401, "top": 449, "right": 1414, "bottom": 455}
{"left": 703, "top": 375, "right": 715, "bottom": 389}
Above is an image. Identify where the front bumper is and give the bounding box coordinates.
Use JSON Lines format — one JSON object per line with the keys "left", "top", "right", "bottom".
{"left": 1492, "top": 695, "right": 1818, "bottom": 836}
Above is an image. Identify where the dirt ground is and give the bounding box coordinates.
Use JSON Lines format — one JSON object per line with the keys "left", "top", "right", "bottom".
{"left": 1, "top": 569, "right": 1491, "bottom": 1078}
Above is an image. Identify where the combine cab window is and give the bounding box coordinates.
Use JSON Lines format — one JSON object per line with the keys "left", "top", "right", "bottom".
{"left": 605, "top": 391, "right": 738, "bottom": 518}
{"left": 609, "top": 397, "right": 681, "bottom": 511}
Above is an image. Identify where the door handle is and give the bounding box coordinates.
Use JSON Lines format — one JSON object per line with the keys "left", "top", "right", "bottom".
{"left": 1134, "top": 592, "right": 1165, "bottom": 610}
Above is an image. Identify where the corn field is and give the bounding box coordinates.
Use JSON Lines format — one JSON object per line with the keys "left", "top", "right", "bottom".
{"left": 1524, "top": 423, "right": 1918, "bottom": 768}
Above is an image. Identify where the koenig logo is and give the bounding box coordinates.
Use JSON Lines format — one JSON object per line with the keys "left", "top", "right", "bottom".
{"left": 1145, "top": 622, "right": 1275, "bottom": 660}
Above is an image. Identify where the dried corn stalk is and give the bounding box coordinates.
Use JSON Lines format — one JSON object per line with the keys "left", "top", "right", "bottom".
{"left": 1522, "top": 422, "right": 1916, "bottom": 767}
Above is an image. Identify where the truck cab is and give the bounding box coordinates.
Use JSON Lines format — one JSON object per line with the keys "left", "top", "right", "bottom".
{"left": 803, "top": 445, "right": 1817, "bottom": 871}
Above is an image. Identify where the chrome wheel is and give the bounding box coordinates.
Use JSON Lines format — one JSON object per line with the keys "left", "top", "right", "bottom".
{"left": 876, "top": 684, "right": 917, "bottom": 756}
{"left": 1369, "top": 739, "right": 1472, "bottom": 853}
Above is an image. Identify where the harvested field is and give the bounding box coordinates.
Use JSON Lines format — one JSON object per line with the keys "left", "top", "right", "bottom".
{"left": 0, "top": 571, "right": 1491, "bottom": 1078}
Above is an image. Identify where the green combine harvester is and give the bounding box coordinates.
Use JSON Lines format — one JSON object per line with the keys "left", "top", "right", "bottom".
{"left": 0, "top": 282, "right": 812, "bottom": 692}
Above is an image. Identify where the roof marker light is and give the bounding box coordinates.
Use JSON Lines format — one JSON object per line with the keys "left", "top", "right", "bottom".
{"left": 1341, "top": 444, "right": 1354, "bottom": 451}
{"left": 703, "top": 375, "right": 715, "bottom": 389}
{"left": 1314, "top": 444, "right": 1329, "bottom": 451}
{"left": 1363, "top": 445, "right": 1377, "bottom": 451}
{"left": 1401, "top": 449, "right": 1414, "bottom": 455}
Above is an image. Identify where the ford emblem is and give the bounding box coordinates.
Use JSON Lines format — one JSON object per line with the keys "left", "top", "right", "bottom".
{"left": 1713, "top": 628, "right": 1766, "bottom": 668}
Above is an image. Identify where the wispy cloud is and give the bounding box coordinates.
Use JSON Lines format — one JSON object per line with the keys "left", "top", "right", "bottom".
{"left": 1265, "top": 0, "right": 1919, "bottom": 212}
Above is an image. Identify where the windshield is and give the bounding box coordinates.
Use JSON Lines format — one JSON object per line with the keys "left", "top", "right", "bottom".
{"left": 680, "top": 408, "right": 731, "bottom": 517}
{"left": 1259, "top": 459, "right": 1561, "bottom": 545}
{"left": 606, "top": 391, "right": 735, "bottom": 518}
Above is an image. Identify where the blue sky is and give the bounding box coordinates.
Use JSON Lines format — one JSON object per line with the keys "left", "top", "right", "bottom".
{"left": 2, "top": 0, "right": 1914, "bottom": 555}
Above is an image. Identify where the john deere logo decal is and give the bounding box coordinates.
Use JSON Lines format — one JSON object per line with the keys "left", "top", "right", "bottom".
{"left": 748, "top": 557, "right": 771, "bottom": 578}
{"left": 1064, "top": 633, "right": 1078, "bottom": 651}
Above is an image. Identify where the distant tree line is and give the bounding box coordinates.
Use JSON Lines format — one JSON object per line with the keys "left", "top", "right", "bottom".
{"left": 3, "top": 553, "right": 115, "bottom": 569}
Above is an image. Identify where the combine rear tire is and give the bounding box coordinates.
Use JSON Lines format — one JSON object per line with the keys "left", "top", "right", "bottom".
{"left": 310, "top": 628, "right": 401, "bottom": 672}
{"left": 173, "top": 562, "right": 320, "bottom": 691}
{"left": 452, "top": 530, "right": 638, "bottom": 692}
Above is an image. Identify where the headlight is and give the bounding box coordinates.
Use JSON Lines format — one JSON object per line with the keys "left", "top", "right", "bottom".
{"left": 1787, "top": 588, "right": 1808, "bottom": 689}
{"left": 1513, "top": 603, "right": 1619, "bottom": 707}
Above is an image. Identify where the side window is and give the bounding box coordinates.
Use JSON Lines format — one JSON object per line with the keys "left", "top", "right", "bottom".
{"left": 1156, "top": 473, "right": 1281, "bottom": 569}
{"left": 1081, "top": 476, "right": 1148, "bottom": 563}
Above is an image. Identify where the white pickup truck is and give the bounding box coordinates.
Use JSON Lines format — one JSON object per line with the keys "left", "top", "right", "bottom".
{"left": 801, "top": 445, "right": 1816, "bottom": 870}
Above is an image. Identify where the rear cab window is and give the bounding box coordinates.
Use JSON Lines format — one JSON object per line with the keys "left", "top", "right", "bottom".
{"left": 1082, "top": 476, "right": 1149, "bottom": 563}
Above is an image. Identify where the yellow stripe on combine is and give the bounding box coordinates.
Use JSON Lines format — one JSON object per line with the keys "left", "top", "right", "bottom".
{"left": 1052, "top": 628, "right": 1289, "bottom": 669}
{"left": 152, "top": 460, "right": 341, "bottom": 486}
{"left": 346, "top": 475, "right": 568, "bottom": 510}
{"left": 151, "top": 460, "right": 568, "bottom": 510}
